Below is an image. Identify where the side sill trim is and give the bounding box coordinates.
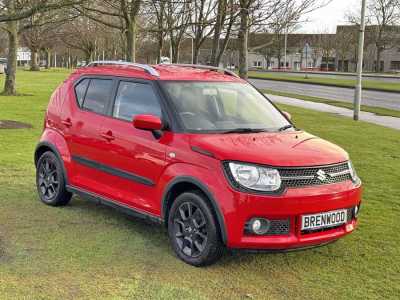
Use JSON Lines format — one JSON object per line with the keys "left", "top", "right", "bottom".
{"left": 66, "top": 185, "right": 163, "bottom": 224}
{"left": 72, "top": 155, "right": 155, "bottom": 186}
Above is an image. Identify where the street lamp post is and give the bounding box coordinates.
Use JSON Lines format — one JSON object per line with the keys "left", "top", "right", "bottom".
{"left": 354, "top": 0, "right": 367, "bottom": 121}
{"left": 284, "top": 25, "right": 288, "bottom": 70}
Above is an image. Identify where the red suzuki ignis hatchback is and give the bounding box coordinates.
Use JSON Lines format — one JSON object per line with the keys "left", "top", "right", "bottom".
{"left": 35, "top": 62, "right": 362, "bottom": 266}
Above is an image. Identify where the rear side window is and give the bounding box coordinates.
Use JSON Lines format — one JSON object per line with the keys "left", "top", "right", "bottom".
{"left": 75, "top": 79, "right": 89, "bottom": 107}
{"left": 82, "top": 79, "right": 113, "bottom": 114}
{"left": 113, "top": 81, "right": 161, "bottom": 121}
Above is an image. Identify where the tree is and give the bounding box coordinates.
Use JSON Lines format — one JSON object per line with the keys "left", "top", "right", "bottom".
{"left": 21, "top": 10, "right": 78, "bottom": 71}
{"left": 147, "top": 0, "right": 167, "bottom": 63}
{"left": 165, "top": 0, "right": 191, "bottom": 63}
{"left": 76, "top": 0, "right": 141, "bottom": 62}
{"left": 189, "top": 0, "right": 217, "bottom": 64}
{"left": 210, "top": 0, "right": 238, "bottom": 66}
{"left": 368, "top": 0, "right": 400, "bottom": 72}
{"left": 1, "top": 0, "right": 18, "bottom": 95}
{"left": 0, "top": 0, "right": 85, "bottom": 95}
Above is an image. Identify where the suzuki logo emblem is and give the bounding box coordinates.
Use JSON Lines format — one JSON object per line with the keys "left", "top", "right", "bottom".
{"left": 316, "top": 169, "right": 328, "bottom": 182}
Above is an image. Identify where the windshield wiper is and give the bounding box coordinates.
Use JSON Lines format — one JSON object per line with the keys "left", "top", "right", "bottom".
{"left": 278, "top": 124, "right": 295, "bottom": 132}
{"left": 222, "top": 128, "right": 269, "bottom": 134}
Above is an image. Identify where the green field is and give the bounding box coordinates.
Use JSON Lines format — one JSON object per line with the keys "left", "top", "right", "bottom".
{"left": 261, "top": 88, "right": 400, "bottom": 118}
{"left": 249, "top": 71, "right": 400, "bottom": 93}
{"left": 0, "top": 70, "right": 399, "bottom": 299}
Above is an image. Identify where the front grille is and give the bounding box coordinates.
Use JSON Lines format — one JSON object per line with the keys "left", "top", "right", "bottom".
{"left": 245, "top": 219, "right": 290, "bottom": 236}
{"left": 279, "top": 162, "right": 352, "bottom": 189}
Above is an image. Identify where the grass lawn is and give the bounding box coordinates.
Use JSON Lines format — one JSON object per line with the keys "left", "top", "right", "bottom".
{"left": 0, "top": 70, "right": 400, "bottom": 299}
{"left": 261, "top": 88, "right": 400, "bottom": 118}
{"left": 249, "top": 71, "right": 400, "bottom": 93}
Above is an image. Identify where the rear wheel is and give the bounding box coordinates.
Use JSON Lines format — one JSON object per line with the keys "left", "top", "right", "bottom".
{"left": 168, "top": 191, "right": 223, "bottom": 266}
{"left": 36, "top": 151, "right": 72, "bottom": 206}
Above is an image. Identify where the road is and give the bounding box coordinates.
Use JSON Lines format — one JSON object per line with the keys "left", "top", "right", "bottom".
{"left": 250, "top": 78, "right": 400, "bottom": 111}
{"left": 268, "top": 94, "right": 400, "bottom": 131}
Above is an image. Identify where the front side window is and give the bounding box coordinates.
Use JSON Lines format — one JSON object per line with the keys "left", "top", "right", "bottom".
{"left": 161, "top": 81, "right": 290, "bottom": 132}
{"left": 82, "top": 79, "right": 113, "bottom": 114}
{"left": 113, "top": 81, "right": 161, "bottom": 121}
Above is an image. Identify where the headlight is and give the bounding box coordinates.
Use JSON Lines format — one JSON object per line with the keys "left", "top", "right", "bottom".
{"left": 227, "top": 162, "right": 281, "bottom": 192}
{"left": 348, "top": 160, "right": 359, "bottom": 182}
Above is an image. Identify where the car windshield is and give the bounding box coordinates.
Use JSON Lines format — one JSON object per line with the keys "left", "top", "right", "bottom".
{"left": 161, "top": 81, "right": 291, "bottom": 133}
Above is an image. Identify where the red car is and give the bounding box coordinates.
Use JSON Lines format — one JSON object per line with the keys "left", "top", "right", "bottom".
{"left": 35, "top": 62, "right": 362, "bottom": 266}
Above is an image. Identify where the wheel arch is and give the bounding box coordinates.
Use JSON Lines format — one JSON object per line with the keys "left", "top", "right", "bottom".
{"left": 161, "top": 176, "right": 227, "bottom": 245}
{"left": 34, "top": 141, "right": 69, "bottom": 185}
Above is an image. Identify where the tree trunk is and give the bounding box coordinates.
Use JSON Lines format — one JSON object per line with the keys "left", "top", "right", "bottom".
{"left": 210, "top": 0, "right": 225, "bottom": 66}
{"left": 3, "top": 19, "right": 18, "bottom": 95}
{"left": 45, "top": 50, "right": 51, "bottom": 69}
{"left": 125, "top": 20, "right": 136, "bottom": 62}
{"left": 172, "top": 43, "right": 180, "bottom": 63}
{"left": 238, "top": 6, "right": 249, "bottom": 79}
{"left": 84, "top": 51, "right": 92, "bottom": 65}
{"left": 157, "top": 32, "right": 164, "bottom": 63}
{"left": 193, "top": 44, "right": 200, "bottom": 64}
{"left": 376, "top": 47, "right": 382, "bottom": 72}
{"left": 30, "top": 49, "right": 40, "bottom": 71}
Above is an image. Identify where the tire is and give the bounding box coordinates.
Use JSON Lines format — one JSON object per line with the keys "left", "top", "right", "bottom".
{"left": 36, "top": 151, "right": 72, "bottom": 206}
{"left": 168, "top": 191, "right": 224, "bottom": 266}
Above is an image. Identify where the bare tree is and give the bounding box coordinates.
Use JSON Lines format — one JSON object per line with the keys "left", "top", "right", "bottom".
{"left": 21, "top": 10, "right": 78, "bottom": 71}
{"left": 210, "top": 0, "right": 238, "bottom": 66}
{"left": 76, "top": 0, "right": 141, "bottom": 62}
{"left": 165, "top": 0, "right": 191, "bottom": 63}
{"left": 188, "top": 0, "right": 217, "bottom": 63}
{"left": 368, "top": 0, "right": 400, "bottom": 72}
{"left": 147, "top": 0, "right": 167, "bottom": 63}
{"left": 0, "top": 0, "right": 85, "bottom": 95}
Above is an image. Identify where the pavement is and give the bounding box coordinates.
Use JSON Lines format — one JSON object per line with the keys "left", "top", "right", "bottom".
{"left": 250, "top": 70, "right": 400, "bottom": 82}
{"left": 267, "top": 94, "right": 400, "bottom": 131}
{"left": 251, "top": 78, "right": 400, "bottom": 111}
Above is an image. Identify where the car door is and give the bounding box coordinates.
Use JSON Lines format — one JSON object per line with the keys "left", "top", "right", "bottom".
{"left": 61, "top": 77, "right": 116, "bottom": 195}
{"left": 94, "top": 79, "right": 168, "bottom": 214}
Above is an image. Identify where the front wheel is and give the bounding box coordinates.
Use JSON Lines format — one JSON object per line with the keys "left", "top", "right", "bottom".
{"left": 36, "top": 151, "right": 72, "bottom": 206}
{"left": 168, "top": 191, "right": 224, "bottom": 266}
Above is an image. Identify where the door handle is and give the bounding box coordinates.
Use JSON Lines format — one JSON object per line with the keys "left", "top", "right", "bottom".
{"left": 100, "top": 131, "right": 115, "bottom": 141}
{"left": 61, "top": 118, "right": 72, "bottom": 128}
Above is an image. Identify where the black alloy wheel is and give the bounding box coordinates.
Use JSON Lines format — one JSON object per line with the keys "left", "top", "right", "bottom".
{"left": 36, "top": 151, "right": 72, "bottom": 206}
{"left": 168, "top": 191, "right": 223, "bottom": 266}
{"left": 173, "top": 201, "right": 208, "bottom": 257}
{"left": 37, "top": 157, "right": 60, "bottom": 201}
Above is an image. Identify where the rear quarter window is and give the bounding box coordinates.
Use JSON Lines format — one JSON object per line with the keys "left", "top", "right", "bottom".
{"left": 74, "top": 79, "right": 90, "bottom": 107}
{"left": 82, "top": 79, "right": 114, "bottom": 114}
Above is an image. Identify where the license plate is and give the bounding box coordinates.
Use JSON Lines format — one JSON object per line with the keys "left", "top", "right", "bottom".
{"left": 301, "top": 209, "right": 347, "bottom": 231}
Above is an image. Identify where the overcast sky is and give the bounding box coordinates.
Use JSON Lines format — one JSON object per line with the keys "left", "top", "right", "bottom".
{"left": 297, "top": 0, "right": 361, "bottom": 33}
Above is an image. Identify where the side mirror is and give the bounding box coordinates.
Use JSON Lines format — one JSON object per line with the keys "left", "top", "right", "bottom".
{"left": 282, "top": 111, "right": 292, "bottom": 120}
{"left": 133, "top": 114, "right": 163, "bottom": 131}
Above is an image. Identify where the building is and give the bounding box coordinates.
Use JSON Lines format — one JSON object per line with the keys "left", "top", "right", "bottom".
{"left": 182, "top": 25, "right": 400, "bottom": 73}
{"left": 17, "top": 47, "right": 31, "bottom": 66}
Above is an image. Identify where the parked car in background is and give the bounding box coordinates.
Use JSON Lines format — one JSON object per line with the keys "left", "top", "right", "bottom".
{"left": 0, "top": 58, "right": 7, "bottom": 74}
{"left": 35, "top": 62, "right": 362, "bottom": 266}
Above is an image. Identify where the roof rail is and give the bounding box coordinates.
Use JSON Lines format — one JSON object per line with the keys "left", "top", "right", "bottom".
{"left": 86, "top": 61, "right": 160, "bottom": 77}
{"left": 171, "top": 64, "right": 239, "bottom": 78}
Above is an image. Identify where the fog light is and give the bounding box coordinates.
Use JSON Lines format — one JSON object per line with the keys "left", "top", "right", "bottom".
{"left": 249, "top": 218, "right": 271, "bottom": 235}
{"left": 354, "top": 205, "right": 360, "bottom": 218}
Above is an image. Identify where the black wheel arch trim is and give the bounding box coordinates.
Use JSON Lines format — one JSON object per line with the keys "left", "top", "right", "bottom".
{"left": 34, "top": 141, "right": 69, "bottom": 185}
{"left": 161, "top": 176, "right": 228, "bottom": 245}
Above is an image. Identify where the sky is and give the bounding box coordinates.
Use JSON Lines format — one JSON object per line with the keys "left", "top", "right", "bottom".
{"left": 297, "top": 0, "right": 361, "bottom": 33}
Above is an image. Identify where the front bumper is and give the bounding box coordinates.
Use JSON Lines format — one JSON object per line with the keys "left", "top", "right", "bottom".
{"left": 223, "top": 180, "right": 362, "bottom": 250}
